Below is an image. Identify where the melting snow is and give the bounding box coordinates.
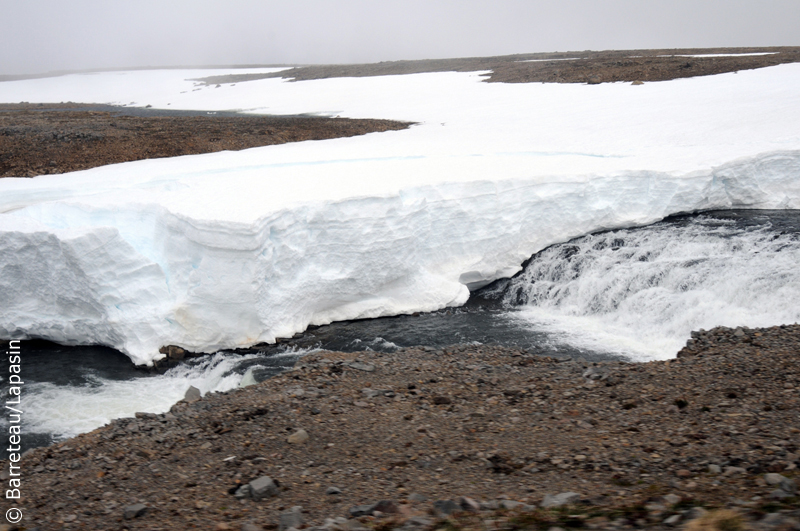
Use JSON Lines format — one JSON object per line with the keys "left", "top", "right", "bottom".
{"left": 1, "top": 64, "right": 799, "bottom": 364}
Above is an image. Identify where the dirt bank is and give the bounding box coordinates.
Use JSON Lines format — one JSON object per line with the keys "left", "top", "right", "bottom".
{"left": 3, "top": 325, "right": 798, "bottom": 530}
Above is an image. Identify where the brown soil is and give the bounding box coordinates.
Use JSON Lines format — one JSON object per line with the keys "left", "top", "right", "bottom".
{"left": 0, "top": 104, "right": 411, "bottom": 178}
{"left": 196, "top": 46, "right": 800, "bottom": 85}
{"left": 3, "top": 325, "right": 798, "bottom": 530}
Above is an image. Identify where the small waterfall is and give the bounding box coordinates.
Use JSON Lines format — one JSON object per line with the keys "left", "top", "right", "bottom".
{"left": 489, "top": 211, "right": 800, "bottom": 361}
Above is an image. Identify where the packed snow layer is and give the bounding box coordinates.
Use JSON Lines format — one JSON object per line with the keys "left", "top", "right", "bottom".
{"left": 1, "top": 65, "right": 800, "bottom": 364}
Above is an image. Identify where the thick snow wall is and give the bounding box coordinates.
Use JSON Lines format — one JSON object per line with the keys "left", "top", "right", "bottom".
{"left": 1, "top": 150, "right": 799, "bottom": 365}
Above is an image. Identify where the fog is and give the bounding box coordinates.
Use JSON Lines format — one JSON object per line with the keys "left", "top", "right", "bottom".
{"left": 1, "top": 0, "right": 798, "bottom": 76}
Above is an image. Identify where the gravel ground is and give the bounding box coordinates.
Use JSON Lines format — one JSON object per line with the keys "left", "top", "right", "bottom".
{"left": 195, "top": 46, "right": 800, "bottom": 85}
{"left": 3, "top": 325, "right": 798, "bottom": 530}
{"left": 0, "top": 104, "right": 410, "bottom": 178}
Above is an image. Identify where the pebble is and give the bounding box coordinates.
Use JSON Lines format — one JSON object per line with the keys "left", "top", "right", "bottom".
{"left": 287, "top": 429, "right": 310, "bottom": 444}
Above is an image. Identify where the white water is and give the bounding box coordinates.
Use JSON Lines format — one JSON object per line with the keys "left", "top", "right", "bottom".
{"left": 498, "top": 215, "right": 800, "bottom": 361}
{"left": 20, "top": 352, "right": 279, "bottom": 440}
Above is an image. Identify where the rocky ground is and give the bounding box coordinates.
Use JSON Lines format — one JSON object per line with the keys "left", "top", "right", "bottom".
{"left": 0, "top": 104, "right": 410, "bottom": 178}
{"left": 195, "top": 47, "right": 800, "bottom": 85}
{"left": 3, "top": 325, "right": 798, "bottom": 531}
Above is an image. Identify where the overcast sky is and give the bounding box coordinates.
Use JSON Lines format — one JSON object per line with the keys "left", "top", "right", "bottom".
{"left": 1, "top": 0, "right": 798, "bottom": 75}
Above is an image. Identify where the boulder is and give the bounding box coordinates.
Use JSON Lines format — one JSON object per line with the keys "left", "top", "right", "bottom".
{"left": 184, "top": 386, "right": 201, "bottom": 402}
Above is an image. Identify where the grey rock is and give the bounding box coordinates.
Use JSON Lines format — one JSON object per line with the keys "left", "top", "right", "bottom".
{"left": 250, "top": 476, "right": 280, "bottom": 501}
{"left": 708, "top": 464, "right": 721, "bottom": 474}
{"left": 408, "top": 492, "right": 427, "bottom": 503}
{"left": 235, "top": 484, "right": 252, "bottom": 499}
{"left": 663, "top": 514, "right": 682, "bottom": 527}
{"left": 540, "top": 492, "right": 580, "bottom": 508}
{"left": 432, "top": 499, "right": 460, "bottom": 517}
{"left": 326, "top": 486, "right": 342, "bottom": 495}
{"left": 184, "top": 385, "right": 201, "bottom": 402}
{"left": 242, "top": 523, "right": 262, "bottom": 531}
{"left": 279, "top": 506, "right": 304, "bottom": 531}
{"left": 764, "top": 473, "right": 787, "bottom": 485}
{"left": 123, "top": 503, "right": 148, "bottom": 519}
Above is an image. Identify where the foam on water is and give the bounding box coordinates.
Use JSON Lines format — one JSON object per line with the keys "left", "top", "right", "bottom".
{"left": 494, "top": 213, "right": 800, "bottom": 361}
{"left": 19, "top": 350, "right": 301, "bottom": 441}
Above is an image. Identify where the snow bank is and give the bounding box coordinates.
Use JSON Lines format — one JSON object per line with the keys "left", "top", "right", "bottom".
{"left": 1, "top": 65, "right": 799, "bottom": 364}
